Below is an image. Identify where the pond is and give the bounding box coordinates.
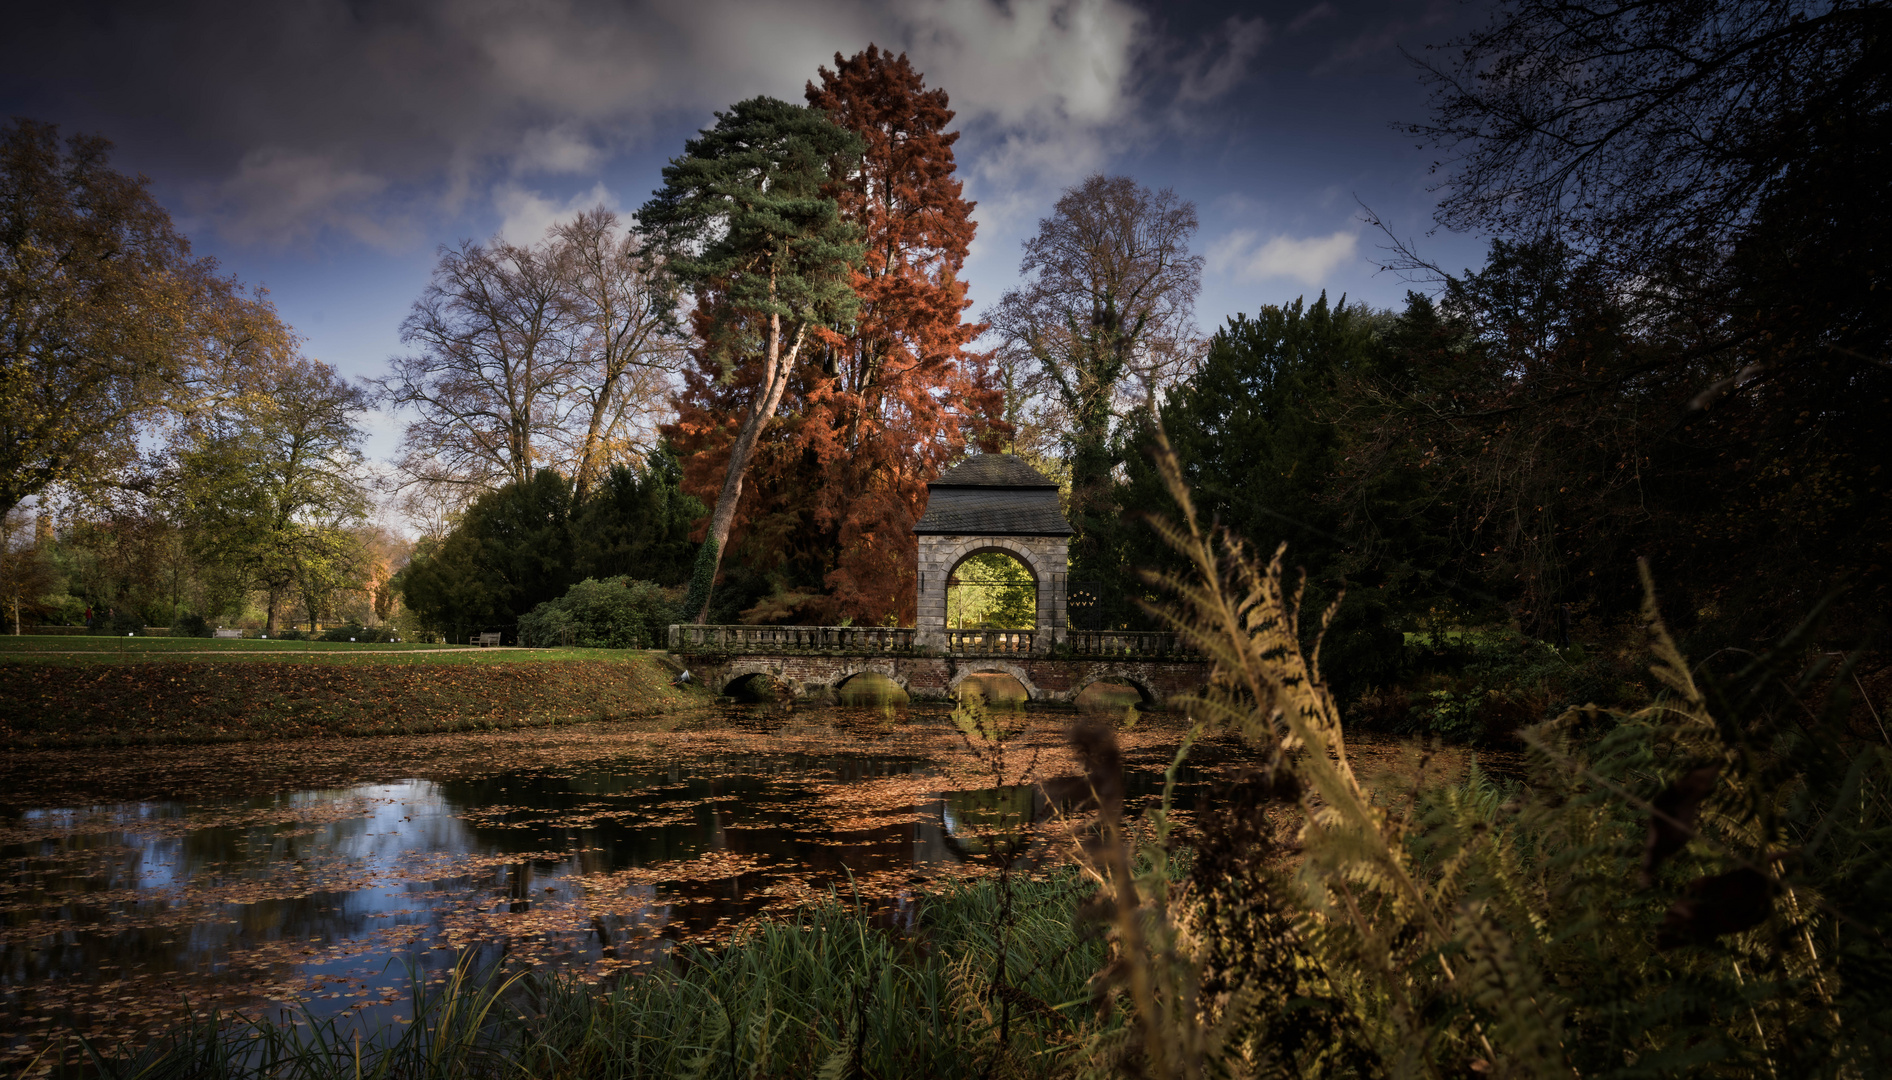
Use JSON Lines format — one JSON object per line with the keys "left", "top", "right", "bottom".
{"left": 0, "top": 701, "right": 1476, "bottom": 1070}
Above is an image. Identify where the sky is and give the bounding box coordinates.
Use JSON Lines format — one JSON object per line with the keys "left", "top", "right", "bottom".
{"left": 4, "top": 0, "right": 1497, "bottom": 466}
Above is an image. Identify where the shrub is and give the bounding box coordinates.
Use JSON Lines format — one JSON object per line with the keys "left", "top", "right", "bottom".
{"left": 91, "top": 610, "right": 143, "bottom": 636}
{"left": 169, "top": 613, "right": 211, "bottom": 638}
{"left": 1074, "top": 445, "right": 1892, "bottom": 1078}
{"left": 1376, "top": 629, "right": 1645, "bottom": 744}
{"left": 271, "top": 628, "right": 307, "bottom": 641}
{"left": 518, "top": 577, "right": 671, "bottom": 649}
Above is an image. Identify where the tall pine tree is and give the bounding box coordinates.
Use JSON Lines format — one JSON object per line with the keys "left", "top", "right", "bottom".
{"left": 640, "top": 97, "right": 863, "bottom": 623}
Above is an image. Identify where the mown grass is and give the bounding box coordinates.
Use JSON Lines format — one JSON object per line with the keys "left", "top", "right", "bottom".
{"left": 35, "top": 871, "right": 1109, "bottom": 1080}
{"left": 0, "top": 650, "right": 702, "bottom": 749}
{"left": 0, "top": 636, "right": 655, "bottom": 665}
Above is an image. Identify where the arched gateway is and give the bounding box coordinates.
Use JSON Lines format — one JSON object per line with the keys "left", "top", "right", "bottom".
{"left": 912, "top": 455, "right": 1073, "bottom": 655}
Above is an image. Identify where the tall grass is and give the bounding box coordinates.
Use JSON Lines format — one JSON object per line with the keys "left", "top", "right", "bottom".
{"left": 41, "top": 873, "right": 1110, "bottom": 1080}
{"left": 1061, "top": 428, "right": 1892, "bottom": 1078}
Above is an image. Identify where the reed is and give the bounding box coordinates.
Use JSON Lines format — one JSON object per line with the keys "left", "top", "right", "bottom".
{"left": 42, "top": 873, "right": 1109, "bottom": 1080}
{"left": 1062, "top": 428, "right": 1892, "bottom": 1078}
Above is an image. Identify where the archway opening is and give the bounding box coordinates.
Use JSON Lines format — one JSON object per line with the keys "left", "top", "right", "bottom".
{"left": 836, "top": 672, "right": 910, "bottom": 706}
{"left": 1075, "top": 680, "right": 1147, "bottom": 711}
{"left": 725, "top": 672, "right": 785, "bottom": 703}
{"left": 946, "top": 551, "right": 1036, "bottom": 630}
{"left": 958, "top": 671, "right": 1030, "bottom": 707}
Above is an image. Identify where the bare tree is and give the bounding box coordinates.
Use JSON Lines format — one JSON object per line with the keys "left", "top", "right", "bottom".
{"left": 986, "top": 175, "right": 1202, "bottom": 513}
{"left": 377, "top": 211, "right": 681, "bottom": 514}
{"left": 548, "top": 208, "right": 682, "bottom": 501}
{"left": 378, "top": 239, "right": 573, "bottom": 504}
{"left": 1410, "top": 0, "right": 1889, "bottom": 274}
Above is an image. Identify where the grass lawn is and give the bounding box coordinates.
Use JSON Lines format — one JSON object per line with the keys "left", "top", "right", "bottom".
{"left": 0, "top": 640, "right": 702, "bottom": 748}
{"left": 0, "top": 636, "right": 638, "bottom": 665}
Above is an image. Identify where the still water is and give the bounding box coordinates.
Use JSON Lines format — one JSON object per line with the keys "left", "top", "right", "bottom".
{"left": 0, "top": 703, "right": 1225, "bottom": 1066}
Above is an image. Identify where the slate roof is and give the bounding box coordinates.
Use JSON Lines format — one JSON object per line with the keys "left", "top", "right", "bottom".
{"left": 928, "top": 454, "right": 1059, "bottom": 489}
{"left": 913, "top": 454, "right": 1075, "bottom": 536}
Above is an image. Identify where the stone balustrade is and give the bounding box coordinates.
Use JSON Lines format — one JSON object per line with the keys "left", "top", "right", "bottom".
{"left": 1065, "top": 630, "right": 1192, "bottom": 657}
{"left": 668, "top": 624, "right": 1195, "bottom": 659}
{"left": 944, "top": 628, "right": 1035, "bottom": 654}
{"left": 668, "top": 625, "right": 919, "bottom": 654}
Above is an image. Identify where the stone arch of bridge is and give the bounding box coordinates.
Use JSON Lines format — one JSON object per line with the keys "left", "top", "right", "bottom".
{"left": 716, "top": 660, "right": 787, "bottom": 696}
{"left": 947, "top": 662, "right": 1042, "bottom": 701}
{"left": 1072, "top": 671, "right": 1161, "bottom": 707}
{"left": 831, "top": 663, "right": 910, "bottom": 693}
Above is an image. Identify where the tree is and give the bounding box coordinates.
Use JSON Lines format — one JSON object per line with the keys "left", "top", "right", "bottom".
{"left": 174, "top": 355, "right": 372, "bottom": 632}
{"left": 570, "top": 445, "right": 704, "bottom": 589}
{"left": 662, "top": 48, "right": 1000, "bottom": 626}
{"left": 396, "top": 447, "right": 701, "bottom": 640}
{"left": 379, "top": 236, "right": 576, "bottom": 506}
{"left": 1113, "top": 295, "right": 1413, "bottom": 695}
{"left": 0, "top": 509, "right": 58, "bottom": 633}
{"left": 0, "top": 119, "right": 259, "bottom": 520}
{"left": 377, "top": 210, "right": 681, "bottom": 512}
{"left": 397, "top": 469, "right": 576, "bottom": 640}
{"left": 1413, "top": 0, "right": 1890, "bottom": 276}
{"left": 1406, "top": 0, "right": 1892, "bottom": 640}
{"left": 987, "top": 176, "right": 1201, "bottom": 573}
{"left": 547, "top": 209, "right": 683, "bottom": 501}
{"left": 639, "top": 96, "right": 865, "bottom": 623}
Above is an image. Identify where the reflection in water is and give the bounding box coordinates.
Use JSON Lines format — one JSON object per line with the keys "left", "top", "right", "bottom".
{"left": 0, "top": 704, "right": 1216, "bottom": 1067}
{"left": 0, "top": 702, "right": 1499, "bottom": 1071}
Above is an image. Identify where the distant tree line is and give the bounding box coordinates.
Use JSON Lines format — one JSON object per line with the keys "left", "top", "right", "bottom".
{"left": 0, "top": 119, "right": 400, "bottom": 634}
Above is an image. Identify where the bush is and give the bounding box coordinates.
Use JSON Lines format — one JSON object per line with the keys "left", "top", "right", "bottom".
{"left": 1355, "top": 629, "right": 1645, "bottom": 744}
{"left": 169, "top": 613, "right": 212, "bottom": 638}
{"left": 518, "top": 577, "right": 672, "bottom": 649}
{"left": 319, "top": 623, "right": 398, "bottom": 643}
{"left": 271, "top": 628, "right": 307, "bottom": 641}
{"left": 91, "top": 610, "right": 143, "bottom": 636}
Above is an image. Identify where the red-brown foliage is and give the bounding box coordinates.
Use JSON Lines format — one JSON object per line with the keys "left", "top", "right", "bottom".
{"left": 665, "top": 46, "right": 1002, "bottom": 624}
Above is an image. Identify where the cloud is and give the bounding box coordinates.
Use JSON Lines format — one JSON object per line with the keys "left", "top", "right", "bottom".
{"left": 1176, "top": 15, "right": 1270, "bottom": 104}
{"left": 492, "top": 181, "right": 620, "bottom": 246}
{"left": 1288, "top": 3, "right": 1338, "bottom": 34}
{"left": 1208, "top": 228, "right": 1362, "bottom": 285}
{"left": 9, "top": 0, "right": 1172, "bottom": 253}
{"left": 212, "top": 149, "right": 406, "bottom": 251}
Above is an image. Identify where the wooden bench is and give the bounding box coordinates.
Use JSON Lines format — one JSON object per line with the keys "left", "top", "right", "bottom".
{"left": 213, "top": 628, "right": 242, "bottom": 639}
{"left": 474, "top": 632, "right": 502, "bottom": 647}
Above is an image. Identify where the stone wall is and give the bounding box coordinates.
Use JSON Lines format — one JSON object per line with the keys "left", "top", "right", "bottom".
{"left": 680, "top": 650, "right": 1209, "bottom": 708}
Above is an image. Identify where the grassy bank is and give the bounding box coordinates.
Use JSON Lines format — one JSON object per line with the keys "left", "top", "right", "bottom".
{"left": 34, "top": 871, "right": 1109, "bottom": 1080}
{"left": 0, "top": 646, "right": 698, "bottom": 749}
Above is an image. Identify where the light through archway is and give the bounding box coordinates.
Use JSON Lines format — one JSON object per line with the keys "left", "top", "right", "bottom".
{"left": 945, "top": 551, "right": 1035, "bottom": 630}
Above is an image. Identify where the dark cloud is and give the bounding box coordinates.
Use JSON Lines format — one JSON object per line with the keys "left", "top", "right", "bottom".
{"left": 4, "top": 0, "right": 1495, "bottom": 383}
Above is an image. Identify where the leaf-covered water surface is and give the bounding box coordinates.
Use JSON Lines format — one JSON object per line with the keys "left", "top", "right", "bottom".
{"left": 0, "top": 703, "right": 1480, "bottom": 1071}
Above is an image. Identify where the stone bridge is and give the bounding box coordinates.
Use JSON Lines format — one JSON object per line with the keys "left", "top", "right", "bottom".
{"left": 665, "top": 454, "right": 1214, "bottom": 708}
{"left": 666, "top": 625, "right": 1211, "bottom": 708}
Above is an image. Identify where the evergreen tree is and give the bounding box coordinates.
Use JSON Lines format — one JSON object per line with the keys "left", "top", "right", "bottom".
{"left": 640, "top": 97, "right": 864, "bottom": 624}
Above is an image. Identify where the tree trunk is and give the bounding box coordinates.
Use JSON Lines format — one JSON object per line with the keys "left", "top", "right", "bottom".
{"left": 572, "top": 381, "right": 615, "bottom": 503}
{"left": 687, "top": 311, "right": 809, "bottom": 623}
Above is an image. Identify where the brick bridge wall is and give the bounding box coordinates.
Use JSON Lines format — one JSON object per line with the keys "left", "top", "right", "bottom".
{"left": 680, "top": 652, "right": 1211, "bottom": 707}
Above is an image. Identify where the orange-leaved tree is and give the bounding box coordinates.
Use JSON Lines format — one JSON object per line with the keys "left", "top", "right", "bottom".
{"left": 665, "top": 47, "right": 1001, "bottom": 625}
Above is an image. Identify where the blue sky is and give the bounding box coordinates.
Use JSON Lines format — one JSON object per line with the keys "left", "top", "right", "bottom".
{"left": 5, "top": 0, "right": 1496, "bottom": 463}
